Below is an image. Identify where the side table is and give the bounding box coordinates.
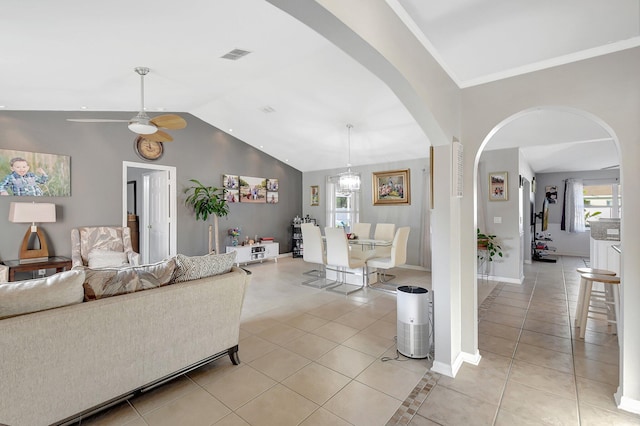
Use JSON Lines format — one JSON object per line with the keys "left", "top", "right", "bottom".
{"left": 2, "top": 256, "right": 73, "bottom": 282}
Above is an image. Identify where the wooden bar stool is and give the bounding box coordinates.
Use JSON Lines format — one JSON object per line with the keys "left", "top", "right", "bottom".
{"left": 578, "top": 273, "right": 621, "bottom": 339}
{"left": 574, "top": 267, "right": 616, "bottom": 327}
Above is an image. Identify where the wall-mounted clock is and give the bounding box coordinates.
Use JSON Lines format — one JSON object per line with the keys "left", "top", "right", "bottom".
{"left": 134, "top": 136, "right": 164, "bottom": 161}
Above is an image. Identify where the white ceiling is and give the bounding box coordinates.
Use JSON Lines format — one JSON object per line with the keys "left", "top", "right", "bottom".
{"left": 1, "top": 0, "right": 638, "bottom": 173}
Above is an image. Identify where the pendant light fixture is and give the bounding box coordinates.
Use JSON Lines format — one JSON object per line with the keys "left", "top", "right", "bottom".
{"left": 338, "top": 124, "right": 361, "bottom": 192}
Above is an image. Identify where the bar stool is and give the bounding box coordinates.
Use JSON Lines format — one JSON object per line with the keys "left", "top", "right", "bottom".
{"left": 578, "top": 273, "right": 621, "bottom": 339}
{"left": 574, "top": 267, "right": 617, "bottom": 327}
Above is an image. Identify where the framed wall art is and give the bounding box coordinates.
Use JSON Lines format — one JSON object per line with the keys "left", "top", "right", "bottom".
{"left": 222, "top": 174, "right": 240, "bottom": 203}
{"left": 239, "top": 176, "right": 266, "bottom": 203}
{"left": 310, "top": 185, "right": 319, "bottom": 206}
{"left": 489, "top": 171, "right": 508, "bottom": 201}
{"left": 0, "top": 149, "right": 71, "bottom": 197}
{"left": 372, "top": 169, "right": 411, "bottom": 205}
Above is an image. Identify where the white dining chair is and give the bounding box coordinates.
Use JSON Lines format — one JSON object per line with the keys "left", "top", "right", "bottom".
{"left": 300, "top": 223, "right": 334, "bottom": 288}
{"left": 324, "top": 227, "right": 367, "bottom": 295}
{"left": 373, "top": 223, "right": 396, "bottom": 258}
{"left": 350, "top": 222, "right": 374, "bottom": 260}
{"left": 367, "top": 226, "right": 410, "bottom": 286}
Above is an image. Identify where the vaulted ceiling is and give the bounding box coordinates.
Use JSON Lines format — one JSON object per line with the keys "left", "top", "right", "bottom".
{"left": 1, "top": 0, "right": 638, "bottom": 172}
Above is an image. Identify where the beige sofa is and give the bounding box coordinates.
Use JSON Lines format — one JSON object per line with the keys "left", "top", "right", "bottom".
{"left": 0, "top": 265, "right": 250, "bottom": 426}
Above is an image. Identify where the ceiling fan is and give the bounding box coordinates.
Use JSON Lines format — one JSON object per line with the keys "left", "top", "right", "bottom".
{"left": 67, "top": 67, "right": 186, "bottom": 142}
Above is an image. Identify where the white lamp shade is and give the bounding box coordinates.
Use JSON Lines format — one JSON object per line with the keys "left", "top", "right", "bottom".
{"left": 338, "top": 170, "right": 361, "bottom": 192}
{"left": 8, "top": 202, "right": 56, "bottom": 223}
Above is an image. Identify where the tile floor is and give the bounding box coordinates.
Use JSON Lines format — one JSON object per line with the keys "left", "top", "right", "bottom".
{"left": 78, "top": 256, "right": 640, "bottom": 425}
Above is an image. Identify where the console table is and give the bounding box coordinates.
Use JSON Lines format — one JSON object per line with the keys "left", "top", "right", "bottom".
{"left": 226, "top": 243, "right": 279, "bottom": 266}
{"left": 3, "top": 256, "right": 73, "bottom": 282}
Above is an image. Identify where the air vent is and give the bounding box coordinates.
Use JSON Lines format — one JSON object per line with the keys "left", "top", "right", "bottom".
{"left": 261, "top": 106, "right": 276, "bottom": 114}
{"left": 221, "top": 49, "right": 252, "bottom": 60}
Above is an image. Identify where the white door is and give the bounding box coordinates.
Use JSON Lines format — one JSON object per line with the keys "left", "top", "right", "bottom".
{"left": 143, "top": 170, "right": 170, "bottom": 263}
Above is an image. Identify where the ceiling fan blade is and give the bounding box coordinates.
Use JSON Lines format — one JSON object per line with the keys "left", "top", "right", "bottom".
{"left": 66, "top": 119, "right": 130, "bottom": 123}
{"left": 150, "top": 114, "right": 187, "bottom": 130}
{"left": 143, "top": 130, "right": 173, "bottom": 142}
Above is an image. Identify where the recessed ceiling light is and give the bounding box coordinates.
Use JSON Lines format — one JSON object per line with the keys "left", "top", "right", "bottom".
{"left": 80, "top": 106, "right": 87, "bottom": 109}
{"left": 229, "top": 128, "right": 233, "bottom": 133}
{"left": 0, "top": 105, "right": 5, "bottom": 108}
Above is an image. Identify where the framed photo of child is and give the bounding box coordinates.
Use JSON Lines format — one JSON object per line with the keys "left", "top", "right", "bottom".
{"left": 488, "top": 171, "right": 508, "bottom": 201}
{"left": 0, "top": 149, "right": 70, "bottom": 196}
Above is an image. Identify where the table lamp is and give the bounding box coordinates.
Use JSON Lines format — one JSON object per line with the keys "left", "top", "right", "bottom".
{"left": 8, "top": 202, "right": 56, "bottom": 264}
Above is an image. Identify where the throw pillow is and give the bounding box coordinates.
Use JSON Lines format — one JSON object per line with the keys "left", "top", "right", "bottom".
{"left": 88, "top": 249, "right": 129, "bottom": 268}
{"left": 171, "top": 251, "right": 236, "bottom": 283}
{"left": 0, "top": 269, "right": 86, "bottom": 319}
{"left": 83, "top": 258, "right": 176, "bottom": 301}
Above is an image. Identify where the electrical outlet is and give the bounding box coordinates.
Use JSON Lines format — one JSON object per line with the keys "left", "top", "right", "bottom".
{"left": 38, "top": 269, "right": 46, "bottom": 276}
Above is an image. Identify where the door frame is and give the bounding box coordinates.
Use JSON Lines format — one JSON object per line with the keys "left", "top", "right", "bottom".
{"left": 122, "top": 161, "right": 177, "bottom": 259}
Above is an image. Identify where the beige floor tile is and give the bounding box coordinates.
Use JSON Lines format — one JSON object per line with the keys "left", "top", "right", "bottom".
{"left": 522, "top": 317, "right": 572, "bottom": 338}
{"left": 143, "top": 387, "right": 231, "bottom": 426}
{"left": 240, "top": 316, "right": 280, "bottom": 335}
{"left": 355, "top": 358, "right": 425, "bottom": 401}
{"left": 201, "top": 364, "right": 276, "bottom": 410}
{"left": 478, "top": 320, "right": 521, "bottom": 341}
{"left": 407, "top": 414, "right": 441, "bottom": 425}
{"left": 236, "top": 384, "right": 319, "bottom": 426}
{"left": 312, "top": 320, "right": 360, "bottom": 343}
{"left": 579, "top": 402, "right": 640, "bottom": 425}
{"left": 342, "top": 331, "right": 395, "bottom": 357}
{"left": 478, "top": 332, "right": 517, "bottom": 357}
{"left": 249, "top": 347, "right": 311, "bottom": 381}
{"left": 492, "top": 296, "right": 530, "bottom": 309}
{"left": 481, "top": 311, "right": 525, "bottom": 328}
{"left": 256, "top": 322, "right": 307, "bottom": 346}
{"left": 499, "top": 381, "right": 578, "bottom": 425}
{"left": 334, "top": 310, "right": 379, "bottom": 330}
{"left": 234, "top": 334, "right": 279, "bottom": 363}
{"left": 486, "top": 303, "right": 528, "bottom": 318}
{"left": 527, "top": 302, "right": 569, "bottom": 316}
{"left": 380, "top": 310, "right": 397, "bottom": 323}
{"left": 361, "top": 318, "right": 397, "bottom": 340}
{"left": 324, "top": 380, "right": 401, "bottom": 426}
{"left": 353, "top": 300, "right": 395, "bottom": 319}
{"left": 416, "top": 385, "right": 498, "bottom": 425}
{"left": 130, "top": 375, "right": 199, "bottom": 415}
{"left": 212, "top": 413, "right": 251, "bottom": 426}
{"left": 574, "top": 356, "right": 619, "bottom": 386}
{"left": 576, "top": 376, "right": 620, "bottom": 412}
{"left": 81, "top": 401, "right": 141, "bottom": 426}
{"left": 573, "top": 339, "right": 619, "bottom": 365}
{"left": 436, "top": 362, "right": 507, "bottom": 405}
{"left": 494, "top": 408, "right": 548, "bottom": 426}
{"left": 283, "top": 332, "right": 338, "bottom": 360}
{"left": 518, "top": 329, "right": 573, "bottom": 354}
{"left": 525, "top": 308, "right": 570, "bottom": 326}
{"left": 285, "top": 313, "right": 329, "bottom": 332}
{"left": 508, "top": 359, "right": 576, "bottom": 400}
{"left": 282, "top": 362, "right": 351, "bottom": 405}
{"left": 514, "top": 342, "right": 574, "bottom": 374}
{"left": 307, "top": 299, "right": 362, "bottom": 320}
{"left": 577, "top": 329, "right": 619, "bottom": 347}
{"left": 380, "top": 346, "right": 432, "bottom": 375}
{"left": 317, "top": 345, "right": 376, "bottom": 378}
{"left": 497, "top": 289, "right": 533, "bottom": 301}
{"left": 299, "top": 408, "right": 352, "bottom": 426}
{"left": 476, "top": 350, "right": 513, "bottom": 377}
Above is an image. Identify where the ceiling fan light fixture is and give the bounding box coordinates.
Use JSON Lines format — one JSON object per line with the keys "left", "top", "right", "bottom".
{"left": 128, "top": 111, "right": 157, "bottom": 134}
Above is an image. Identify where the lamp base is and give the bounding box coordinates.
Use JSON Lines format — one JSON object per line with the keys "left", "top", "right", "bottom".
{"left": 18, "top": 226, "right": 50, "bottom": 263}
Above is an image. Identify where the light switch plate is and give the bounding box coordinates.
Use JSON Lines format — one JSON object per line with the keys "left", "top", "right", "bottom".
{"left": 494, "top": 217, "right": 502, "bottom": 224}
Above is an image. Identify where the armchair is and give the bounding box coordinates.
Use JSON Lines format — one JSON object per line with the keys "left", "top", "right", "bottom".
{"left": 71, "top": 226, "right": 140, "bottom": 268}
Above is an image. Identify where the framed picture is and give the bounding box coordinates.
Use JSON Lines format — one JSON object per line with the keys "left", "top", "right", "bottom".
{"left": 373, "top": 169, "right": 411, "bottom": 205}
{"left": 239, "top": 176, "right": 266, "bottom": 203}
{"left": 545, "top": 185, "right": 558, "bottom": 204}
{"left": 489, "top": 171, "right": 508, "bottom": 201}
{"left": 0, "top": 149, "right": 71, "bottom": 196}
{"left": 267, "top": 191, "right": 278, "bottom": 204}
{"left": 222, "top": 174, "right": 240, "bottom": 203}
{"left": 310, "top": 185, "right": 319, "bottom": 206}
{"left": 266, "top": 178, "right": 279, "bottom": 192}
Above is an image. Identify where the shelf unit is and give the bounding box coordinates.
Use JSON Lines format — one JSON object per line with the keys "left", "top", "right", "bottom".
{"left": 226, "top": 243, "right": 279, "bottom": 266}
{"left": 532, "top": 236, "right": 557, "bottom": 263}
{"left": 292, "top": 224, "right": 303, "bottom": 258}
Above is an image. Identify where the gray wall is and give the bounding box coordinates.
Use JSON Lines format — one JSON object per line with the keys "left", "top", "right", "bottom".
{"left": 302, "top": 157, "right": 429, "bottom": 267}
{"left": 0, "top": 111, "right": 302, "bottom": 260}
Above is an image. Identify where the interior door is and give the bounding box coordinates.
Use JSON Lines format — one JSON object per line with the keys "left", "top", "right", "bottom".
{"left": 143, "top": 170, "right": 170, "bottom": 263}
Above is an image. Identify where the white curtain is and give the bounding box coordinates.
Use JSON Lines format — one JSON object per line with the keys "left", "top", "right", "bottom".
{"left": 563, "top": 178, "right": 586, "bottom": 233}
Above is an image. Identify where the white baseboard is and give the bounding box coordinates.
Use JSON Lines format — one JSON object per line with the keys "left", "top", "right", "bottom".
{"left": 431, "top": 352, "right": 465, "bottom": 378}
{"left": 488, "top": 275, "right": 524, "bottom": 285}
{"left": 615, "top": 389, "right": 640, "bottom": 415}
{"left": 461, "top": 350, "right": 482, "bottom": 366}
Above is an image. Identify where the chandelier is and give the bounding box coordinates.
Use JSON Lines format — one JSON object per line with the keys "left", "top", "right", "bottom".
{"left": 338, "top": 124, "right": 361, "bottom": 192}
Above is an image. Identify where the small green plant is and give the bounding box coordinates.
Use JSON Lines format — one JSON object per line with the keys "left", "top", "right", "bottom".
{"left": 477, "top": 228, "right": 503, "bottom": 261}
{"left": 184, "top": 179, "right": 229, "bottom": 254}
{"left": 584, "top": 210, "right": 601, "bottom": 221}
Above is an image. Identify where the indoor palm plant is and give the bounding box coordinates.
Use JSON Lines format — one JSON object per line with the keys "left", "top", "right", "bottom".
{"left": 477, "top": 228, "right": 503, "bottom": 261}
{"left": 184, "top": 179, "right": 229, "bottom": 254}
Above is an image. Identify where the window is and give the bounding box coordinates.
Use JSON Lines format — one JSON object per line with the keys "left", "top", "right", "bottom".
{"left": 584, "top": 183, "right": 621, "bottom": 223}
{"left": 326, "top": 177, "right": 359, "bottom": 232}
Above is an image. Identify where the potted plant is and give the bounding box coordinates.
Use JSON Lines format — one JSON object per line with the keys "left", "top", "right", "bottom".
{"left": 184, "top": 179, "right": 229, "bottom": 254}
{"left": 477, "top": 228, "right": 503, "bottom": 261}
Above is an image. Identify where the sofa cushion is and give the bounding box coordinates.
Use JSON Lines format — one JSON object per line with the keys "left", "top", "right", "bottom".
{"left": 83, "top": 258, "right": 176, "bottom": 301}
{"left": 171, "top": 251, "right": 237, "bottom": 283}
{"left": 88, "top": 249, "right": 129, "bottom": 268}
{"left": 0, "top": 269, "right": 85, "bottom": 319}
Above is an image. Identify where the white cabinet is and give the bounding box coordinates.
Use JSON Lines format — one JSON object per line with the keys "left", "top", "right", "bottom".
{"left": 590, "top": 238, "right": 619, "bottom": 272}
{"left": 226, "top": 243, "right": 279, "bottom": 266}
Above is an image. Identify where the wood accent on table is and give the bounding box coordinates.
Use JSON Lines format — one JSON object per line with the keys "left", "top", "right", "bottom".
{"left": 3, "top": 256, "right": 72, "bottom": 282}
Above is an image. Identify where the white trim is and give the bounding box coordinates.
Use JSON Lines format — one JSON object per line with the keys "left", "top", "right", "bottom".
{"left": 488, "top": 274, "right": 524, "bottom": 285}
{"left": 431, "top": 352, "right": 465, "bottom": 378}
{"left": 615, "top": 390, "right": 640, "bottom": 415}
{"left": 461, "top": 350, "right": 482, "bottom": 366}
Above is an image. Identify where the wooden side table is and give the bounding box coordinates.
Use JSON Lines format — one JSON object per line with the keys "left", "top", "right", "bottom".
{"left": 2, "top": 256, "right": 73, "bottom": 282}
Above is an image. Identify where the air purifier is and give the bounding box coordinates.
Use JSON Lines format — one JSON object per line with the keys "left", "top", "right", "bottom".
{"left": 396, "top": 285, "right": 431, "bottom": 359}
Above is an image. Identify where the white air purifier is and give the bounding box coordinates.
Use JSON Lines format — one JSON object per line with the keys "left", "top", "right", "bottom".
{"left": 397, "top": 286, "right": 432, "bottom": 359}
